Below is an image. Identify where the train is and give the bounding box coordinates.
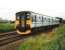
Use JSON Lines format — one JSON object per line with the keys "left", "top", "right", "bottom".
{"left": 15, "top": 11, "right": 62, "bottom": 35}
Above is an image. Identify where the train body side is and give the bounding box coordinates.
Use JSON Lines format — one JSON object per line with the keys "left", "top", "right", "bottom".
{"left": 31, "top": 12, "right": 60, "bottom": 30}
{"left": 15, "top": 11, "right": 61, "bottom": 35}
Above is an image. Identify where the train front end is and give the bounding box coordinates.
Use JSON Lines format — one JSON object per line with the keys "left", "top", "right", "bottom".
{"left": 15, "top": 11, "right": 32, "bottom": 35}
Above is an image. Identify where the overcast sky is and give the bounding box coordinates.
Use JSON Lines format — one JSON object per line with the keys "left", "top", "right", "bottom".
{"left": 0, "top": 0, "right": 65, "bottom": 21}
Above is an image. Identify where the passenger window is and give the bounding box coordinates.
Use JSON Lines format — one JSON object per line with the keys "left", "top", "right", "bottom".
{"left": 35, "top": 15, "right": 37, "bottom": 22}
{"left": 42, "top": 16, "right": 43, "bottom": 22}
{"left": 39, "top": 16, "right": 40, "bottom": 19}
{"left": 32, "top": 15, "right": 36, "bottom": 22}
{"left": 48, "top": 18, "right": 50, "bottom": 22}
{"left": 44, "top": 18, "right": 46, "bottom": 21}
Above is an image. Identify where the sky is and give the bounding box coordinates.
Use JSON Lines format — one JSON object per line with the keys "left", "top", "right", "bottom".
{"left": 0, "top": 0, "right": 65, "bottom": 21}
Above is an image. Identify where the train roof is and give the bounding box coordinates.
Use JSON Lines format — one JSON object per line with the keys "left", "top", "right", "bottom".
{"left": 16, "top": 11, "right": 59, "bottom": 18}
{"left": 16, "top": 11, "right": 28, "bottom": 13}
{"left": 16, "top": 11, "right": 32, "bottom": 16}
{"left": 16, "top": 11, "right": 49, "bottom": 16}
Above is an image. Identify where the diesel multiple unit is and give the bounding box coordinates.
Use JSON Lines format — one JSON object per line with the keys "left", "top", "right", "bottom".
{"left": 15, "top": 11, "right": 61, "bottom": 35}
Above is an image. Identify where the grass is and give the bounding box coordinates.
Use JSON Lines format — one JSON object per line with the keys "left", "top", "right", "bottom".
{"left": 0, "top": 23, "right": 15, "bottom": 32}
{"left": 19, "top": 25, "right": 65, "bottom": 50}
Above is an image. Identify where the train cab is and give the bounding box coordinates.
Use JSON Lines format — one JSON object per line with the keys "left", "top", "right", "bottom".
{"left": 16, "top": 11, "right": 32, "bottom": 34}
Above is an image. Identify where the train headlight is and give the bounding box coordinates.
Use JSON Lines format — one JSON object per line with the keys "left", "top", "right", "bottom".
{"left": 27, "top": 13, "right": 30, "bottom": 16}
{"left": 27, "top": 16, "right": 30, "bottom": 18}
{"left": 26, "top": 16, "right": 30, "bottom": 20}
{"left": 16, "top": 16, "right": 19, "bottom": 20}
{"left": 26, "top": 13, "right": 30, "bottom": 19}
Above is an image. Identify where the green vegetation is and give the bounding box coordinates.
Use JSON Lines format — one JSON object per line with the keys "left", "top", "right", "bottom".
{"left": 0, "top": 23, "right": 15, "bottom": 32}
{"left": 19, "top": 25, "right": 65, "bottom": 50}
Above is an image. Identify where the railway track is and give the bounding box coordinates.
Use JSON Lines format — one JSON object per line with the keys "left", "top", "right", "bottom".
{"left": 0, "top": 28, "right": 53, "bottom": 46}
{"left": 0, "top": 31, "right": 28, "bottom": 46}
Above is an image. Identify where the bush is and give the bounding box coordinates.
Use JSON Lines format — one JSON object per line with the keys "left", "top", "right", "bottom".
{"left": 19, "top": 25, "right": 65, "bottom": 50}
{"left": 0, "top": 23, "right": 15, "bottom": 32}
